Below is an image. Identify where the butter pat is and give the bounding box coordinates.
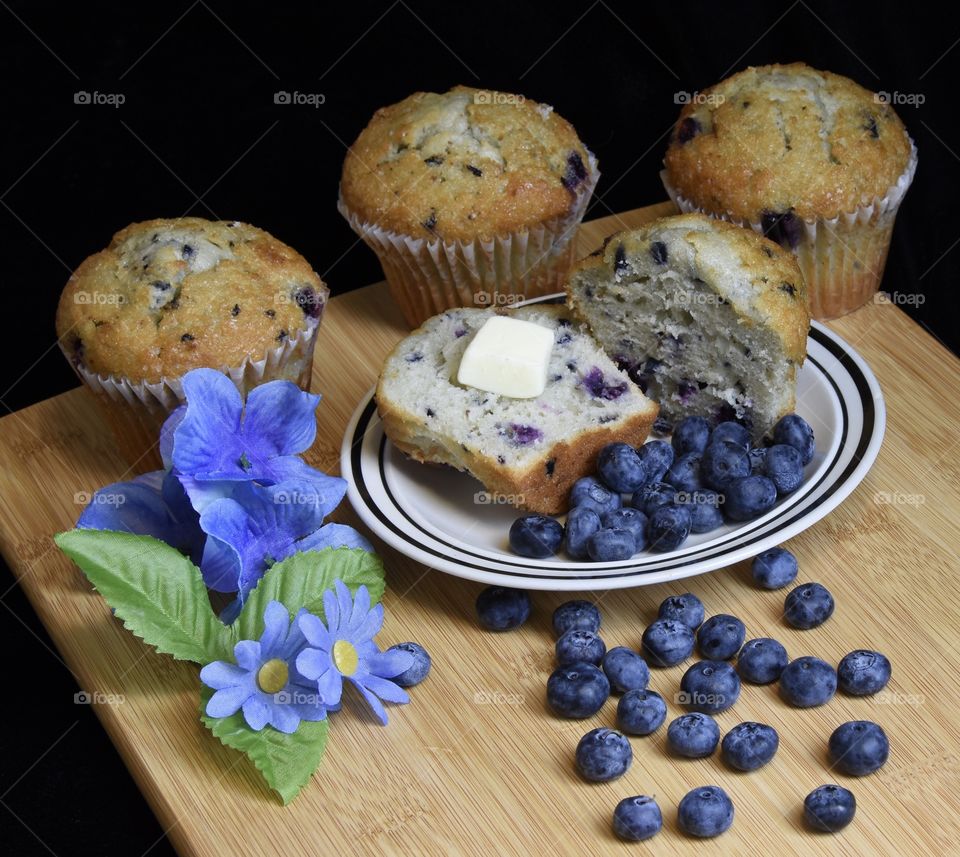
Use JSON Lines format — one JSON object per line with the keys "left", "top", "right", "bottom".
{"left": 457, "top": 315, "right": 554, "bottom": 398}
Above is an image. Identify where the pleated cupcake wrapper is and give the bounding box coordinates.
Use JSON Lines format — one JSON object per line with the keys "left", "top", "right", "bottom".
{"left": 661, "top": 138, "right": 918, "bottom": 319}
{"left": 62, "top": 313, "right": 322, "bottom": 471}
{"left": 339, "top": 152, "right": 599, "bottom": 327}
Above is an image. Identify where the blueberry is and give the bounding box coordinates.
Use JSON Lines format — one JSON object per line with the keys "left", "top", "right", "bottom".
{"left": 293, "top": 286, "right": 324, "bottom": 318}
{"left": 637, "top": 440, "right": 674, "bottom": 483}
{"left": 677, "top": 786, "right": 734, "bottom": 838}
{"left": 773, "top": 414, "right": 815, "bottom": 465}
{"left": 697, "top": 614, "right": 746, "bottom": 660}
{"left": 784, "top": 582, "right": 835, "bottom": 629}
{"left": 597, "top": 442, "right": 647, "bottom": 493}
{"left": 657, "top": 592, "right": 704, "bottom": 629}
{"left": 649, "top": 240, "right": 669, "bottom": 265}
{"left": 632, "top": 481, "right": 676, "bottom": 516}
{"left": 602, "top": 646, "right": 650, "bottom": 693}
{"left": 664, "top": 453, "right": 703, "bottom": 493}
{"left": 680, "top": 660, "right": 741, "bottom": 713}
{"left": 721, "top": 722, "right": 779, "bottom": 771}
{"left": 561, "top": 151, "right": 588, "bottom": 191}
{"left": 838, "top": 650, "right": 892, "bottom": 696}
{"left": 701, "top": 441, "right": 751, "bottom": 491}
{"left": 500, "top": 423, "right": 544, "bottom": 447}
{"left": 737, "top": 638, "right": 789, "bottom": 684}
{"left": 552, "top": 600, "right": 601, "bottom": 637}
{"left": 828, "top": 721, "right": 889, "bottom": 776}
{"left": 760, "top": 209, "right": 803, "bottom": 251}
{"left": 764, "top": 443, "right": 804, "bottom": 494}
{"left": 547, "top": 662, "right": 610, "bottom": 718}
{"left": 675, "top": 488, "right": 725, "bottom": 533}
{"left": 672, "top": 415, "right": 711, "bottom": 455}
{"left": 556, "top": 629, "right": 606, "bottom": 665}
{"left": 710, "top": 421, "right": 751, "bottom": 449}
{"left": 570, "top": 476, "right": 622, "bottom": 516}
{"left": 667, "top": 713, "right": 720, "bottom": 758}
{"left": 602, "top": 508, "right": 648, "bottom": 549}
{"left": 723, "top": 475, "right": 777, "bottom": 521}
{"left": 575, "top": 728, "right": 632, "bottom": 782}
{"left": 387, "top": 642, "right": 431, "bottom": 687}
{"left": 779, "top": 656, "right": 837, "bottom": 707}
{"left": 617, "top": 689, "right": 667, "bottom": 735}
{"left": 651, "top": 416, "right": 673, "bottom": 437}
{"left": 581, "top": 366, "right": 628, "bottom": 400}
{"left": 509, "top": 514, "right": 563, "bottom": 558}
{"left": 748, "top": 446, "right": 768, "bottom": 475}
{"left": 804, "top": 785, "right": 856, "bottom": 832}
{"left": 587, "top": 527, "right": 636, "bottom": 561}
{"left": 564, "top": 506, "right": 602, "bottom": 560}
{"left": 751, "top": 547, "right": 798, "bottom": 589}
{"left": 642, "top": 618, "right": 695, "bottom": 667}
{"left": 475, "top": 586, "right": 531, "bottom": 631}
{"left": 647, "top": 504, "right": 692, "bottom": 552}
{"left": 676, "top": 116, "right": 702, "bottom": 144}
{"left": 612, "top": 795, "right": 662, "bottom": 841}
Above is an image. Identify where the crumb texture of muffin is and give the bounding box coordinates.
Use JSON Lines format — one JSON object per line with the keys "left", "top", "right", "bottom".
{"left": 376, "top": 306, "right": 658, "bottom": 515}
{"left": 663, "top": 63, "right": 913, "bottom": 223}
{"left": 567, "top": 214, "right": 809, "bottom": 439}
{"left": 56, "top": 218, "right": 328, "bottom": 383}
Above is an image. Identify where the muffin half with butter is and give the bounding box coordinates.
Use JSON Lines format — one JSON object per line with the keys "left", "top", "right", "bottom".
{"left": 339, "top": 86, "right": 598, "bottom": 327}
{"left": 56, "top": 217, "right": 328, "bottom": 469}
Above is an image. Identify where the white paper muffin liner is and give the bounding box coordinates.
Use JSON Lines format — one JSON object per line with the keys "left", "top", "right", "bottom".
{"left": 339, "top": 152, "right": 599, "bottom": 327}
{"left": 661, "top": 139, "right": 918, "bottom": 319}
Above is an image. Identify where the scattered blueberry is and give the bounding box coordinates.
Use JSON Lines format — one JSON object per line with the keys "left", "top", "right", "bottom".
{"left": 475, "top": 586, "right": 531, "bottom": 631}
{"left": 737, "top": 638, "right": 789, "bottom": 684}
{"left": 637, "top": 440, "right": 674, "bottom": 483}
{"left": 552, "top": 600, "right": 601, "bottom": 636}
{"left": 658, "top": 592, "right": 705, "bottom": 629}
{"left": 779, "top": 656, "right": 837, "bottom": 707}
{"left": 668, "top": 713, "right": 720, "bottom": 758}
{"left": 602, "top": 508, "right": 648, "bottom": 550}
{"left": 761, "top": 209, "right": 803, "bottom": 251}
{"left": 664, "top": 452, "right": 704, "bottom": 493}
{"left": 773, "top": 414, "right": 815, "bottom": 465}
{"left": 748, "top": 446, "right": 768, "bottom": 475}
{"left": 642, "top": 618, "right": 695, "bottom": 667}
{"left": 632, "top": 481, "right": 676, "bottom": 516}
{"left": 784, "top": 582, "right": 835, "bottom": 629}
{"left": 617, "top": 689, "right": 667, "bottom": 735}
{"left": 697, "top": 614, "right": 746, "bottom": 660}
{"left": 751, "top": 547, "right": 798, "bottom": 589}
{"left": 828, "top": 721, "right": 889, "bottom": 776}
{"left": 587, "top": 527, "right": 636, "bottom": 561}
{"left": 561, "top": 151, "right": 588, "bottom": 191}
{"left": 723, "top": 475, "right": 777, "bottom": 521}
{"left": 677, "top": 786, "right": 734, "bottom": 838}
{"left": 675, "top": 116, "right": 702, "bottom": 145}
{"left": 499, "top": 423, "right": 544, "bottom": 447}
{"left": 556, "top": 629, "right": 606, "bottom": 666}
{"left": 547, "top": 662, "right": 610, "bottom": 718}
{"left": 804, "top": 785, "right": 856, "bottom": 832}
{"left": 581, "top": 366, "right": 628, "bottom": 400}
{"left": 675, "top": 489, "right": 725, "bottom": 533}
{"left": 710, "top": 421, "right": 751, "bottom": 450}
{"left": 838, "top": 650, "right": 892, "bottom": 696}
{"left": 680, "top": 660, "right": 741, "bottom": 713}
{"left": 509, "top": 515, "right": 563, "bottom": 558}
{"left": 721, "top": 722, "right": 779, "bottom": 771}
{"left": 597, "top": 442, "right": 647, "bottom": 493}
{"left": 612, "top": 795, "right": 662, "bottom": 841}
{"left": 570, "top": 476, "right": 622, "bottom": 516}
{"left": 576, "top": 728, "right": 632, "bottom": 782}
{"left": 649, "top": 240, "right": 669, "bottom": 265}
{"left": 647, "top": 504, "right": 692, "bottom": 552}
{"left": 701, "top": 441, "right": 751, "bottom": 491}
{"left": 388, "top": 642, "right": 431, "bottom": 687}
{"left": 764, "top": 444, "right": 805, "bottom": 494}
{"left": 602, "top": 646, "right": 650, "bottom": 693}
{"left": 672, "top": 416, "right": 711, "bottom": 455}
{"left": 564, "top": 506, "right": 602, "bottom": 559}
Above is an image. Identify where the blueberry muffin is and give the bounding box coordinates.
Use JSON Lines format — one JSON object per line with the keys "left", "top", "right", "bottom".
{"left": 376, "top": 306, "right": 657, "bottom": 515}
{"left": 566, "top": 214, "right": 809, "bottom": 440}
{"left": 662, "top": 63, "right": 916, "bottom": 319}
{"left": 339, "top": 86, "right": 598, "bottom": 327}
{"left": 56, "top": 217, "right": 328, "bottom": 468}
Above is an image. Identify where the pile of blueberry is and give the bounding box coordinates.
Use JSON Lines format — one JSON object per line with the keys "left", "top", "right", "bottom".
{"left": 509, "top": 413, "right": 815, "bottom": 561}
{"left": 474, "top": 545, "right": 892, "bottom": 841}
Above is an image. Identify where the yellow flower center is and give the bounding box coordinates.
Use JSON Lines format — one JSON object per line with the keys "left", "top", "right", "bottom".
{"left": 256, "top": 658, "right": 289, "bottom": 694}
{"left": 332, "top": 640, "right": 359, "bottom": 676}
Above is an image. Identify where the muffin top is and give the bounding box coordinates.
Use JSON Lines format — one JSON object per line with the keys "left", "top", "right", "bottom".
{"left": 663, "top": 63, "right": 913, "bottom": 223}
{"left": 56, "top": 218, "right": 327, "bottom": 383}
{"left": 339, "top": 85, "right": 595, "bottom": 242}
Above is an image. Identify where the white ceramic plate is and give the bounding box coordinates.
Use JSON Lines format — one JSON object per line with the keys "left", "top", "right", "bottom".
{"left": 341, "top": 301, "right": 885, "bottom": 591}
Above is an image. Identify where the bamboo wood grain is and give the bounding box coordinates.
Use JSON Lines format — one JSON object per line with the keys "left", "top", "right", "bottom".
{"left": 1, "top": 201, "right": 959, "bottom": 856}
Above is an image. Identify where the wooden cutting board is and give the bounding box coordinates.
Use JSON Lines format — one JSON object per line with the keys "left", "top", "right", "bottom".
{"left": 1, "top": 201, "right": 959, "bottom": 857}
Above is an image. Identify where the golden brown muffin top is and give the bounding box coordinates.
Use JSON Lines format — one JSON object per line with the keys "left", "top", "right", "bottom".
{"left": 663, "top": 63, "right": 913, "bottom": 223}
{"left": 339, "top": 85, "right": 595, "bottom": 242}
{"left": 56, "top": 218, "right": 327, "bottom": 383}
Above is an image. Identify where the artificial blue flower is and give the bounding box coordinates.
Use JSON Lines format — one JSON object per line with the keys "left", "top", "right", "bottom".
{"left": 296, "top": 581, "right": 413, "bottom": 725}
{"left": 77, "top": 469, "right": 205, "bottom": 561}
{"left": 199, "top": 481, "right": 373, "bottom": 597}
{"left": 200, "top": 600, "right": 326, "bottom": 733}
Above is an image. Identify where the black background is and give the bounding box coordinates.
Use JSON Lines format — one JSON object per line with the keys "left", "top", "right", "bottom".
{"left": 1, "top": 1, "right": 957, "bottom": 854}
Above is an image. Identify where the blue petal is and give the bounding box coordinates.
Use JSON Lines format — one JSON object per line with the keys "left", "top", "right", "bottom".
{"left": 347, "top": 584, "right": 371, "bottom": 633}
{"left": 351, "top": 679, "right": 388, "bottom": 725}
{"left": 334, "top": 580, "right": 353, "bottom": 632}
{"left": 295, "top": 646, "right": 329, "bottom": 681}
{"left": 291, "top": 523, "right": 373, "bottom": 558}
{"left": 296, "top": 614, "right": 329, "bottom": 650}
{"left": 234, "top": 640, "right": 261, "bottom": 672}
{"left": 172, "top": 370, "right": 247, "bottom": 480}
{"left": 353, "top": 602, "right": 384, "bottom": 645}
{"left": 268, "top": 700, "right": 301, "bottom": 734}
{"left": 159, "top": 406, "right": 186, "bottom": 470}
{"left": 322, "top": 587, "right": 340, "bottom": 632}
{"left": 358, "top": 672, "right": 410, "bottom": 705}
{"left": 207, "top": 683, "right": 253, "bottom": 718}
{"left": 198, "top": 499, "right": 249, "bottom": 592}
{"left": 199, "top": 660, "right": 248, "bottom": 690}
{"left": 242, "top": 381, "right": 321, "bottom": 457}
{"left": 260, "top": 457, "right": 347, "bottom": 517}
{"left": 315, "top": 667, "right": 343, "bottom": 707}
{"left": 177, "top": 474, "right": 241, "bottom": 516}
{"left": 219, "top": 597, "right": 243, "bottom": 626}
{"left": 365, "top": 648, "right": 415, "bottom": 679}
{"left": 77, "top": 477, "right": 176, "bottom": 543}
{"left": 279, "top": 608, "right": 311, "bottom": 662}
{"left": 242, "top": 695, "right": 271, "bottom": 731}
{"left": 259, "top": 601, "right": 289, "bottom": 656}
{"left": 293, "top": 699, "right": 327, "bottom": 722}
